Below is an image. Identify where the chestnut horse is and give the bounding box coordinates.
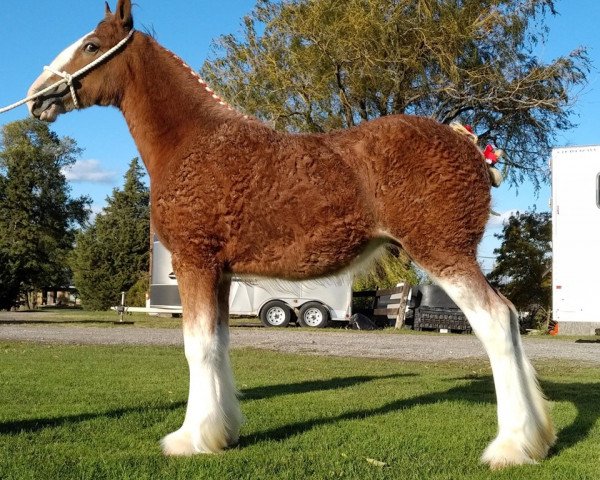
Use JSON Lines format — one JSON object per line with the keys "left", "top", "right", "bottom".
{"left": 26, "top": 0, "right": 555, "bottom": 468}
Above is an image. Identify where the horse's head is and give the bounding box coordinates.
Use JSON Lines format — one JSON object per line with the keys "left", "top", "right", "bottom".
{"left": 28, "top": 0, "right": 134, "bottom": 122}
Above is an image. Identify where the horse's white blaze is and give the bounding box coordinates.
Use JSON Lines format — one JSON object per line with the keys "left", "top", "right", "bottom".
{"left": 26, "top": 32, "right": 92, "bottom": 101}
{"left": 161, "top": 318, "right": 242, "bottom": 455}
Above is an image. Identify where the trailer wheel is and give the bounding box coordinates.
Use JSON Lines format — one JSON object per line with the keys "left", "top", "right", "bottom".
{"left": 260, "top": 301, "right": 292, "bottom": 327}
{"left": 298, "top": 302, "right": 329, "bottom": 328}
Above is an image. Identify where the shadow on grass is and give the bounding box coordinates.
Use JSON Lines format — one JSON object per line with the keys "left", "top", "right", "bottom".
{"left": 0, "top": 404, "right": 176, "bottom": 436}
{"left": 241, "top": 373, "right": 415, "bottom": 400}
{"left": 0, "top": 373, "right": 409, "bottom": 436}
{"left": 544, "top": 379, "right": 600, "bottom": 456}
{"left": 1, "top": 372, "right": 597, "bottom": 459}
{"left": 241, "top": 375, "right": 495, "bottom": 447}
{"left": 241, "top": 376, "right": 600, "bottom": 460}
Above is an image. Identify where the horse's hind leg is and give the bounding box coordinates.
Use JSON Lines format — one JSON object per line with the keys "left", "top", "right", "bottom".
{"left": 433, "top": 261, "right": 555, "bottom": 468}
{"left": 161, "top": 261, "right": 242, "bottom": 455}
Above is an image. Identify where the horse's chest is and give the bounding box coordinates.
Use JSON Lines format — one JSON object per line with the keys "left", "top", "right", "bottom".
{"left": 150, "top": 174, "right": 228, "bottom": 254}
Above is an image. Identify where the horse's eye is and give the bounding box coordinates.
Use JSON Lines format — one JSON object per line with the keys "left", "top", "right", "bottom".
{"left": 83, "top": 43, "right": 99, "bottom": 54}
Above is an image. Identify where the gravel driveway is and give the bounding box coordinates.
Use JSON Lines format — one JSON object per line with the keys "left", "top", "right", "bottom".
{"left": 1, "top": 323, "right": 599, "bottom": 364}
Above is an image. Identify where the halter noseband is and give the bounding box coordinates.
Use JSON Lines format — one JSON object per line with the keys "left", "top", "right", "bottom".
{"left": 42, "top": 67, "right": 80, "bottom": 109}
{"left": 0, "top": 29, "right": 135, "bottom": 114}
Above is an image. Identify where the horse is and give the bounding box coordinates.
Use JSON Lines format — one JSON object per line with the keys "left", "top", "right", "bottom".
{"left": 25, "top": 0, "right": 555, "bottom": 468}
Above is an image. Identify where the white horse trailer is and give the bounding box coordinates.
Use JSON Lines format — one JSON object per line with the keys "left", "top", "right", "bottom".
{"left": 551, "top": 145, "right": 600, "bottom": 335}
{"left": 150, "top": 235, "right": 353, "bottom": 327}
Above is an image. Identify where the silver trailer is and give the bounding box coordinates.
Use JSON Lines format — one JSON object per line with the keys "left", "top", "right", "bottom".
{"left": 150, "top": 235, "right": 353, "bottom": 327}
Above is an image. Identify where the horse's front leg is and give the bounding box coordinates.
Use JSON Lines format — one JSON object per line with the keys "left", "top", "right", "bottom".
{"left": 161, "top": 263, "right": 242, "bottom": 455}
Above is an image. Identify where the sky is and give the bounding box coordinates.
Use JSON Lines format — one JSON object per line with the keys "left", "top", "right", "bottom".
{"left": 0, "top": 0, "right": 598, "bottom": 273}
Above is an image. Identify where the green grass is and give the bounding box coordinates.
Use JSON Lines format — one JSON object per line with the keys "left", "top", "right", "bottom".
{"left": 0, "top": 343, "right": 599, "bottom": 480}
{"left": 0, "top": 308, "right": 263, "bottom": 329}
{"left": 0, "top": 307, "right": 173, "bottom": 327}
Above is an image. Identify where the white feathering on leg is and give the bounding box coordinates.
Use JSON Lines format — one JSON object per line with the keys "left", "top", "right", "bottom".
{"left": 162, "top": 320, "right": 241, "bottom": 455}
{"left": 437, "top": 278, "right": 555, "bottom": 468}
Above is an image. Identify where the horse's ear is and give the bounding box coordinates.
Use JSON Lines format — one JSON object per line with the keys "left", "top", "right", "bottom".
{"left": 115, "top": 0, "right": 133, "bottom": 30}
{"left": 104, "top": 1, "right": 112, "bottom": 16}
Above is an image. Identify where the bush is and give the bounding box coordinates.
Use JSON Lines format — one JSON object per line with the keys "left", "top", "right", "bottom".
{"left": 126, "top": 275, "right": 149, "bottom": 307}
{"left": 353, "top": 245, "right": 419, "bottom": 291}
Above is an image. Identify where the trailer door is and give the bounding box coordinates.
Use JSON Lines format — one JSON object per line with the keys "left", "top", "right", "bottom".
{"left": 552, "top": 146, "right": 600, "bottom": 322}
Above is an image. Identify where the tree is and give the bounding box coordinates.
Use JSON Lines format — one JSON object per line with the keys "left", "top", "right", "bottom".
{"left": 0, "top": 118, "right": 90, "bottom": 309}
{"left": 487, "top": 211, "right": 551, "bottom": 322}
{"left": 0, "top": 250, "right": 20, "bottom": 310}
{"left": 202, "top": 0, "right": 589, "bottom": 189}
{"left": 0, "top": 176, "right": 19, "bottom": 310}
{"left": 70, "top": 158, "right": 150, "bottom": 310}
{"left": 353, "top": 245, "right": 419, "bottom": 290}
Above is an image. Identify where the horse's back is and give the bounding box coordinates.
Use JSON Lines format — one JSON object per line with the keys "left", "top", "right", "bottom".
{"left": 327, "top": 115, "right": 491, "bottom": 271}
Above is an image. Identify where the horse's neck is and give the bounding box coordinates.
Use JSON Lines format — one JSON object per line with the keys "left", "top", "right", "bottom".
{"left": 120, "top": 35, "right": 243, "bottom": 177}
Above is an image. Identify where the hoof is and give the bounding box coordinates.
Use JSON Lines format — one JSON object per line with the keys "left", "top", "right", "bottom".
{"left": 161, "top": 429, "right": 204, "bottom": 456}
{"left": 161, "top": 422, "right": 237, "bottom": 456}
{"left": 224, "top": 410, "right": 244, "bottom": 447}
{"left": 481, "top": 436, "right": 545, "bottom": 469}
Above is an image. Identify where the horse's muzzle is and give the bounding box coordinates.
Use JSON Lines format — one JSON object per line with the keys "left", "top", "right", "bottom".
{"left": 28, "top": 83, "right": 69, "bottom": 122}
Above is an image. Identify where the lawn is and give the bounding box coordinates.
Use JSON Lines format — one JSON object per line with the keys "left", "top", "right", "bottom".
{"left": 0, "top": 308, "right": 262, "bottom": 329}
{"left": 0, "top": 343, "right": 598, "bottom": 480}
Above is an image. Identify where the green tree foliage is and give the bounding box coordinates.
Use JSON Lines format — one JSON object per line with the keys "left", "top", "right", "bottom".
{"left": 0, "top": 250, "right": 20, "bottom": 310}
{"left": 125, "top": 274, "right": 150, "bottom": 308}
{"left": 353, "top": 246, "right": 419, "bottom": 291}
{"left": 0, "top": 119, "right": 90, "bottom": 309}
{"left": 202, "top": 0, "right": 589, "bottom": 189}
{"left": 487, "top": 211, "right": 551, "bottom": 317}
{"left": 70, "top": 158, "right": 150, "bottom": 310}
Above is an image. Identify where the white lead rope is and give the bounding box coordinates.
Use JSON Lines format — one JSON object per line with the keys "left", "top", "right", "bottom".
{"left": 0, "top": 29, "right": 135, "bottom": 115}
{"left": 42, "top": 65, "right": 80, "bottom": 109}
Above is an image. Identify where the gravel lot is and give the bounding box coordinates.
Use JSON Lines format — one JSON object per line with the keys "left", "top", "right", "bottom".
{"left": 1, "top": 322, "right": 599, "bottom": 364}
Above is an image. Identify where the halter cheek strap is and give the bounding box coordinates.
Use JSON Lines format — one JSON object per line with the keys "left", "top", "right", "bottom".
{"left": 0, "top": 28, "right": 135, "bottom": 114}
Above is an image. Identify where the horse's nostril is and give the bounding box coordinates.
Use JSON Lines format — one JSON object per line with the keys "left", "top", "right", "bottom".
{"left": 30, "top": 97, "right": 45, "bottom": 116}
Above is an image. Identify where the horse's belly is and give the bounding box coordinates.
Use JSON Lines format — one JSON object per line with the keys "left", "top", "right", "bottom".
{"left": 230, "top": 220, "right": 384, "bottom": 280}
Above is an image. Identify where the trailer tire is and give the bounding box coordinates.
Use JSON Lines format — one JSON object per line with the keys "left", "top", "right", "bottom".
{"left": 260, "top": 300, "right": 292, "bottom": 327}
{"left": 298, "top": 302, "right": 329, "bottom": 328}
